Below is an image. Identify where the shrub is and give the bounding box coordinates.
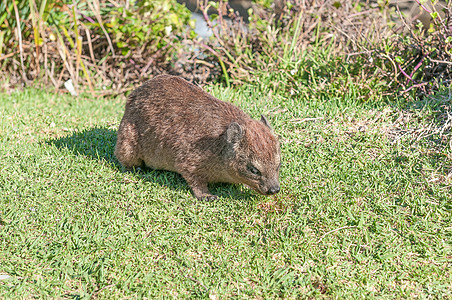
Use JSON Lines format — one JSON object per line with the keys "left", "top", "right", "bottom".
{"left": 196, "top": 0, "right": 392, "bottom": 101}
{"left": 0, "top": 0, "right": 195, "bottom": 94}
{"left": 198, "top": 0, "right": 451, "bottom": 100}
{"left": 374, "top": 1, "right": 452, "bottom": 97}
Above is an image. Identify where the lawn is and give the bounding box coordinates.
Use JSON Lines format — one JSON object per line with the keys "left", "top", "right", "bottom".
{"left": 0, "top": 85, "right": 451, "bottom": 298}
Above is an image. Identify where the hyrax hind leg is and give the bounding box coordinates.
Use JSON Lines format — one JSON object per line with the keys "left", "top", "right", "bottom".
{"left": 114, "top": 121, "right": 143, "bottom": 171}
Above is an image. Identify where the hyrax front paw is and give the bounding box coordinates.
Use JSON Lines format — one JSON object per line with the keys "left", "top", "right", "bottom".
{"left": 193, "top": 189, "right": 218, "bottom": 201}
{"left": 200, "top": 194, "right": 218, "bottom": 201}
{"left": 184, "top": 177, "right": 217, "bottom": 201}
{"left": 122, "top": 166, "right": 143, "bottom": 173}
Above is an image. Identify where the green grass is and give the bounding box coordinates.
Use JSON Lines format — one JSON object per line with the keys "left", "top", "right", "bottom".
{"left": 0, "top": 85, "right": 451, "bottom": 298}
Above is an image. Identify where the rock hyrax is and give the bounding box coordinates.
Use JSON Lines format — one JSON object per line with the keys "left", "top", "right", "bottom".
{"left": 115, "top": 75, "right": 281, "bottom": 200}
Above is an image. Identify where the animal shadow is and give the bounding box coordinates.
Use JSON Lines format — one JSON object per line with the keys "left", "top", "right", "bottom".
{"left": 48, "top": 127, "right": 119, "bottom": 168}
{"left": 47, "top": 126, "right": 254, "bottom": 200}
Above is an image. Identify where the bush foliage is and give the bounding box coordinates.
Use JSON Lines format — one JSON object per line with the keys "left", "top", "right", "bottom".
{"left": 1, "top": 0, "right": 451, "bottom": 99}
{"left": 199, "top": 0, "right": 451, "bottom": 100}
{"left": 0, "top": 0, "right": 194, "bottom": 94}
{"left": 382, "top": 1, "right": 452, "bottom": 96}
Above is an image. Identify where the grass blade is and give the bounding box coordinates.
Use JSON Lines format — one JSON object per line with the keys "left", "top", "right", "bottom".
{"left": 87, "top": 0, "right": 115, "bottom": 57}
{"left": 12, "top": 0, "right": 27, "bottom": 81}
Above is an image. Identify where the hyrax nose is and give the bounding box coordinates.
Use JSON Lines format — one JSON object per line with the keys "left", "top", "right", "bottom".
{"left": 267, "top": 185, "right": 280, "bottom": 195}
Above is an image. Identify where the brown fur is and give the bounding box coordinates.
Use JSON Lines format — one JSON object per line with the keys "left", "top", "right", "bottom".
{"left": 115, "top": 75, "right": 281, "bottom": 200}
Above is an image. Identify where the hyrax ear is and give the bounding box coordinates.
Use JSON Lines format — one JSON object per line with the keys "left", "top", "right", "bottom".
{"left": 260, "top": 115, "right": 273, "bottom": 130}
{"left": 226, "top": 122, "right": 243, "bottom": 145}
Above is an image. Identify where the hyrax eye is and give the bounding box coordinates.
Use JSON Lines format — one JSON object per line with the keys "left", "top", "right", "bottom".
{"left": 247, "top": 164, "right": 261, "bottom": 176}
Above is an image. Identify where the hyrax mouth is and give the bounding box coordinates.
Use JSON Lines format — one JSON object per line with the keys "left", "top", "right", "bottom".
{"left": 266, "top": 185, "right": 280, "bottom": 195}
{"left": 247, "top": 182, "right": 280, "bottom": 196}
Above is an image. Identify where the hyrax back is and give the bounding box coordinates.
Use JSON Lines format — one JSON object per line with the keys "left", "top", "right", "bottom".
{"left": 115, "top": 75, "right": 281, "bottom": 200}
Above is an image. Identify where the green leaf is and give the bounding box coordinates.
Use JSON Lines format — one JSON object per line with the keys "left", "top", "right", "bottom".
{"left": 395, "top": 56, "right": 404, "bottom": 64}
{"left": 116, "top": 41, "right": 127, "bottom": 48}
{"left": 416, "top": 21, "right": 424, "bottom": 30}
{"left": 121, "top": 47, "right": 130, "bottom": 56}
{"left": 208, "top": 1, "right": 219, "bottom": 9}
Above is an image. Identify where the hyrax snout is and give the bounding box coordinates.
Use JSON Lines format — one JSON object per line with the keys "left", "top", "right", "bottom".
{"left": 115, "top": 75, "right": 281, "bottom": 200}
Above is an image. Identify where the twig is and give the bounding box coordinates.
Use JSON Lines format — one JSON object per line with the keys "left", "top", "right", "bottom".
{"left": 401, "top": 81, "right": 429, "bottom": 93}
{"left": 413, "top": 0, "right": 432, "bottom": 14}
{"left": 82, "top": 24, "right": 96, "bottom": 63}
{"left": 398, "top": 64, "right": 415, "bottom": 83}
{"left": 380, "top": 53, "right": 399, "bottom": 83}
{"left": 46, "top": 68, "right": 58, "bottom": 88}
{"left": 96, "top": 86, "right": 134, "bottom": 97}
{"left": 0, "top": 52, "right": 18, "bottom": 61}
{"left": 347, "top": 50, "right": 376, "bottom": 57}
{"left": 290, "top": 117, "right": 324, "bottom": 123}
{"left": 185, "top": 275, "right": 208, "bottom": 291}
{"left": 200, "top": 3, "right": 223, "bottom": 44}
{"left": 141, "top": 57, "right": 155, "bottom": 76}
{"left": 86, "top": 0, "right": 116, "bottom": 57}
{"left": 318, "top": 226, "right": 358, "bottom": 243}
{"left": 92, "top": 284, "right": 114, "bottom": 297}
{"left": 429, "top": 59, "right": 452, "bottom": 65}
{"left": 408, "top": 55, "right": 427, "bottom": 83}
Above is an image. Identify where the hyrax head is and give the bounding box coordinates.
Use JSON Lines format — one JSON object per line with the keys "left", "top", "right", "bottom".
{"left": 223, "top": 115, "right": 281, "bottom": 196}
